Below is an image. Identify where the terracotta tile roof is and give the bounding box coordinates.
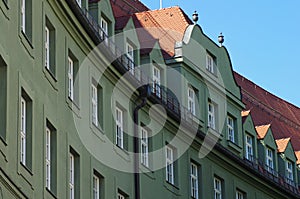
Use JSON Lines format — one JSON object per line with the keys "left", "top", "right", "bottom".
{"left": 234, "top": 72, "right": 300, "bottom": 150}
{"left": 255, "top": 124, "right": 271, "bottom": 139}
{"left": 295, "top": 151, "right": 300, "bottom": 165}
{"left": 275, "top": 138, "right": 290, "bottom": 153}
{"left": 115, "top": 6, "right": 193, "bottom": 58}
{"left": 110, "top": 0, "right": 149, "bottom": 18}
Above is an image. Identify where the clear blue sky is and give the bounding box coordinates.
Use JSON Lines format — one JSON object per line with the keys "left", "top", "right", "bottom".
{"left": 142, "top": 0, "right": 300, "bottom": 107}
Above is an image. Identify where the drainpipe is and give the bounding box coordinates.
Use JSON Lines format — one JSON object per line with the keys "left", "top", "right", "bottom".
{"left": 133, "top": 85, "right": 151, "bottom": 199}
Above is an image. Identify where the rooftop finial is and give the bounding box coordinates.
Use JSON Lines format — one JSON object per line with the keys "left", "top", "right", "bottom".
{"left": 218, "top": 32, "right": 224, "bottom": 46}
{"left": 192, "top": 11, "right": 198, "bottom": 24}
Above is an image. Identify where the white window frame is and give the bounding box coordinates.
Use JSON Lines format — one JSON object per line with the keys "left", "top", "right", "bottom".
{"left": 20, "top": 97, "right": 26, "bottom": 165}
{"left": 46, "top": 127, "right": 51, "bottom": 190}
{"left": 141, "top": 127, "right": 149, "bottom": 167}
{"left": 190, "top": 163, "right": 198, "bottom": 199}
{"left": 245, "top": 134, "right": 253, "bottom": 161}
{"left": 118, "top": 193, "right": 125, "bottom": 199}
{"left": 21, "top": 0, "right": 26, "bottom": 33}
{"left": 126, "top": 43, "right": 134, "bottom": 75}
{"left": 91, "top": 84, "right": 98, "bottom": 126}
{"left": 116, "top": 107, "right": 124, "bottom": 149}
{"left": 100, "top": 17, "right": 108, "bottom": 44}
{"left": 45, "top": 26, "right": 50, "bottom": 69}
{"left": 208, "top": 102, "right": 216, "bottom": 129}
{"left": 266, "top": 148, "right": 274, "bottom": 173}
{"left": 93, "top": 174, "right": 100, "bottom": 199}
{"left": 236, "top": 190, "right": 244, "bottom": 199}
{"left": 69, "top": 153, "right": 75, "bottom": 199}
{"left": 188, "top": 86, "right": 195, "bottom": 115}
{"left": 214, "top": 177, "right": 222, "bottom": 199}
{"left": 206, "top": 53, "right": 214, "bottom": 73}
{"left": 286, "top": 160, "right": 293, "bottom": 183}
{"left": 166, "top": 146, "right": 174, "bottom": 184}
{"left": 152, "top": 65, "right": 161, "bottom": 97}
{"left": 227, "top": 116, "right": 234, "bottom": 142}
{"left": 68, "top": 57, "right": 74, "bottom": 100}
{"left": 76, "top": 0, "right": 81, "bottom": 7}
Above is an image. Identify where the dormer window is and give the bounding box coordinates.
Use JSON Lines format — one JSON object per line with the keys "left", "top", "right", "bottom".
{"left": 188, "top": 86, "right": 195, "bottom": 115}
{"left": 100, "top": 17, "right": 108, "bottom": 44}
{"left": 286, "top": 160, "right": 293, "bottom": 184}
{"left": 245, "top": 134, "right": 253, "bottom": 161}
{"left": 126, "top": 43, "right": 134, "bottom": 75}
{"left": 206, "top": 52, "right": 216, "bottom": 74}
{"left": 266, "top": 148, "right": 274, "bottom": 173}
{"left": 152, "top": 65, "right": 161, "bottom": 97}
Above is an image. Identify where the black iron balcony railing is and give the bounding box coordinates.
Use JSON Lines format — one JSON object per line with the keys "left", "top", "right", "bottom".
{"left": 66, "top": 0, "right": 300, "bottom": 196}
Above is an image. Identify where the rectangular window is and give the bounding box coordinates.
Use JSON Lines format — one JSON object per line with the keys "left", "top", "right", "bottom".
{"left": 45, "top": 121, "right": 57, "bottom": 192}
{"left": 0, "top": 57, "right": 7, "bottom": 140}
{"left": 286, "top": 160, "right": 293, "bottom": 184}
{"left": 214, "top": 177, "right": 222, "bottom": 199}
{"left": 20, "top": 90, "right": 32, "bottom": 169}
{"left": 152, "top": 65, "right": 161, "bottom": 97}
{"left": 236, "top": 190, "right": 244, "bottom": 199}
{"left": 45, "top": 127, "right": 51, "bottom": 189}
{"left": 45, "top": 19, "right": 56, "bottom": 75}
{"left": 166, "top": 146, "right": 174, "bottom": 184}
{"left": 116, "top": 107, "right": 123, "bottom": 148}
{"left": 68, "top": 57, "right": 74, "bottom": 101}
{"left": 266, "top": 148, "right": 274, "bottom": 173}
{"left": 245, "top": 134, "right": 253, "bottom": 161}
{"left": 126, "top": 43, "right": 134, "bottom": 75}
{"left": 141, "top": 127, "right": 149, "bottom": 167}
{"left": 100, "top": 17, "right": 108, "bottom": 44}
{"left": 69, "top": 153, "right": 75, "bottom": 199}
{"left": 91, "top": 83, "right": 98, "bottom": 126}
{"left": 227, "top": 116, "right": 235, "bottom": 142}
{"left": 188, "top": 86, "right": 195, "bottom": 115}
{"left": 190, "top": 163, "right": 198, "bottom": 199}
{"left": 20, "top": 0, "right": 32, "bottom": 40}
{"left": 20, "top": 97, "right": 26, "bottom": 165}
{"left": 208, "top": 102, "right": 216, "bottom": 129}
{"left": 206, "top": 53, "right": 214, "bottom": 73}
{"left": 93, "top": 174, "right": 100, "bottom": 199}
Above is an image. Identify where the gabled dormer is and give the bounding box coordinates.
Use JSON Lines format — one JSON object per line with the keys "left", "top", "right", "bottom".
{"left": 88, "top": 0, "right": 115, "bottom": 39}
{"left": 256, "top": 124, "right": 278, "bottom": 174}
{"left": 275, "top": 138, "right": 297, "bottom": 186}
{"left": 241, "top": 110, "right": 258, "bottom": 163}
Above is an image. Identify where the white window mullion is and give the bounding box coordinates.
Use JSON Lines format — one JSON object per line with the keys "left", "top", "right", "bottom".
{"left": 236, "top": 191, "right": 244, "bottom": 199}
{"left": 21, "top": 0, "right": 26, "bottom": 33}
{"left": 190, "top": 163, "right": 198, "bottom": 199}
{"left": 286, "top": 161, "right": 293, "bottom": 183}
{"left": 188, "top": 87, "right": 195, "bottom": 115}
{"left": 116, "top": 108, "right": 123, "bottom": 148}
{"left": 141, "top": 127, "right": 149, "bottom": 167}
{"left": 69, "top": 153, "right": 74, "bottom": 199}
{"left": 91, "top": 84, "right": 98, "bottom": 126}
{"left": 246, "top": 135, "right": 253, "bottom": 161}
{"left": 93, "top": 175, "right": 100, "bottom": 199}
{"left": 100, "top": 18, "right": 108, "bottom": 44}
{"left": 208, "top": 102, "right": 215, "bottom": 129}
{"left": 153, "top": 66, "right": 161, "bottom": 97}
{"left": 166, "top": 146, "right": 174, "bottom": 184}
{"left": 118, "top": 193, "right": 125, "bottom": 199}
{"left": 214, "top": 177, "right": 222, "bottom": 199}
{"left": 126, "top": 43, "right": 134, "bottom": 75}
{"left": 266, "top": 148, "right": 274, "bottom": 173}
{"left": 20, "top": 97, "right": 26, "bottom": 165}
{"left": 68, "top": 57, "right": 74, "bottom": 100}
{"left": 227, "top": 116, "right": 234, "bottom": 142}
{"left": 46, "top": 127, "right": 51, "bottom": 189}
{"left": 45, "top": 26, "right": 50, "bottom": 69}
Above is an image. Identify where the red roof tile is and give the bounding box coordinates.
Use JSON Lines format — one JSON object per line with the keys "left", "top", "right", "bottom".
{"left": 255, "top": 124, "right": 271, "bottom": 139}
{"left": 235, "top": 72, "right": 300, "bottom": 150}
{"left": 275, "top": 138, "right": 290, "bottom": 153}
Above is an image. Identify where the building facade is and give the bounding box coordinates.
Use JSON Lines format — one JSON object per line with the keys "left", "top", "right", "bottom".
{"left": 0, "top": 0, "right": 299, "bottom": 198}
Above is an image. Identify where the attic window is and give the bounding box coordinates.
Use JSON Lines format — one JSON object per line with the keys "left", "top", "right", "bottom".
{"left": 206, "top": 52, "right": 216, "bottom": 74}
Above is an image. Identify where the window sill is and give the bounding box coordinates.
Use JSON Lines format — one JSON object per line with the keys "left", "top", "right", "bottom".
{"left": 140, "top": 164, "right": 155, "bottom": 180}
{"left": 227, "top": 140, "right": 242, "bottom": 154}
{"left": 113, "top": 145, "right": 130, "bottom": 162}
{"left": 43, "top": 68, "right": 58, "bottom": 90}
{"left": 163, "top": 180, "right": 180, "bottom": 196}
{"left": 67, "top": 97, "right": 80, "bottom": 118}
{"left": 46, "top": 187, "right": 57, "bottom": 199}
{"left": 19, "top": 31, "right": 34, "bottom": 58}
{"left": 0, "top": 0, "right": 9, "bottom": 19}
{"left": 90, "top": 123, "right": 106, "bottom": 143}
